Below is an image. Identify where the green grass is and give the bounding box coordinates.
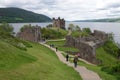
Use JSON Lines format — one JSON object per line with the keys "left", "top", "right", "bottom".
{"left": 71, "top": 31, "right": 82, "bottom": 38}
{"left": 96, "top": 47, "right": 118, "bottom": 66}
{"left": 46, "top": 40, "right": 65, "bottom": 47}
{"left": 0, "top": 40, "right": 36, "bottom": 70}
{"left": 46, "top": 40, "right": 79, "bottom": 52}
{"left": 0, "top": 40, "right": 82, "bottom": 80}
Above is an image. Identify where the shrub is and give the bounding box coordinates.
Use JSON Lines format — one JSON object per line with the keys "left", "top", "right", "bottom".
{"left": 82, "top": 28, "right": 91, "bottom": 34}
{"left": 101, "top": 62, "right": 120, "bottom": 74}
{"left": 0, "top": 22, "right": 13, "bottom": 34}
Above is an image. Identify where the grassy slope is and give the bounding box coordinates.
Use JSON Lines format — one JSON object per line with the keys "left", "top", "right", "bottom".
{"left": 46, "top": 40, "right": 79, "bottom": 52}
{"left": 96, "top": 47, "right": 118, "bottom": 66}
{"left": 0, "top": 40, "right": 36, "bottom": 70}
{"left": 0, "top": 41, "right": 81, "bottom": 80}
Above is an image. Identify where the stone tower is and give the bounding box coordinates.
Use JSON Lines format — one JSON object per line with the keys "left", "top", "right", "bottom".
{"left": 53, "top": 17, "right": 65, "bottom": 29}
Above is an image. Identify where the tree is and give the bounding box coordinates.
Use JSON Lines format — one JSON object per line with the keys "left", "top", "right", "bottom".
{"left": 108, "top": 32, "right": 114, "bottom": 41}
{"left": 0, "top": 22, "right": 14, "bottom": 34}
{"left": 82, "top": 28, "right": 91, "bottom": 34}
{"left": 75, "top": 25, "right": 81, "bottom": 31}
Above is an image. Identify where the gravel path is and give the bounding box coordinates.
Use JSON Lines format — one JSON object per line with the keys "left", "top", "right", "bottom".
{"left": 40, "top": 43, "right": 102, "bottom": 80}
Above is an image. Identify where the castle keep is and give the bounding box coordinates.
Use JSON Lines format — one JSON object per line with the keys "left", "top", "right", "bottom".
{"left": 53, "top": 17, "right": 65, "bottom": 29}
{"left": 65, "top": 30, "right": 108, "bottom": 64}
{"left": 17, "top": 25, "right": 41, "bottom": 42}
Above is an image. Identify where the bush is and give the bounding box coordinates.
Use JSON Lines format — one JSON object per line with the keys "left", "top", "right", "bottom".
{"left": 82, "top": 28, "right": 91, "bottom": 35}
{"left": 41, "top": 28, "right": 65, "bottom": 39}
{"left": 0, "top": 22, "right": 13, "bottom": 34}
{"left": 103, "top": 40, "right": 119, "bottom": 57}
{"left": 101, "top": 62, "right": 120, "bottom": 74}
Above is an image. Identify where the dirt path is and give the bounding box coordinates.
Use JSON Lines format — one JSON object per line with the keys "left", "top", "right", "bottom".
{"left": 40, "top": 43, "right": 102, "bottom": 80}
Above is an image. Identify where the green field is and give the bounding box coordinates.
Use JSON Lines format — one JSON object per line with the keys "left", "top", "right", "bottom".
{"left": 0, "top": 40, "right": 82, "bottom": 80}
{"left": 46, "top": 40, "right": 79, "bottom": 52}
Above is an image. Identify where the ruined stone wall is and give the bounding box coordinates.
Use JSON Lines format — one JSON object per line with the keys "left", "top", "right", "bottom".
{"left": 65, "top": 30, "right": 108, "bottom": 64}
{"left": 94, "top": 30, "right": 108, "bottom": 41}
{"left": 75, "top": 41, "right": 97, "bottom": 63}
{"left": 65, "top": 35, "right": 75, "bottom": 46}
{"left": 53, "top": 17, "right": 65, "bottom": 29}
{"left": 66, "top": 37, "right": 97, "bottom": 64}
{"left": 17, "top": 25, "right": 41, "bottom": 42}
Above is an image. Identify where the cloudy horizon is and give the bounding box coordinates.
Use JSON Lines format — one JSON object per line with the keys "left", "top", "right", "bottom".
{"left": 0, "top": 0, "right": 120, "bottom": 21}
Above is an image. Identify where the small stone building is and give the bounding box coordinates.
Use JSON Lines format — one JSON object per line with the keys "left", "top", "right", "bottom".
{"left": 53, "top": 17, "right": 65, "bottom": 29}
{"left": 17, "top": 25, "right": 41, "bottom": 42}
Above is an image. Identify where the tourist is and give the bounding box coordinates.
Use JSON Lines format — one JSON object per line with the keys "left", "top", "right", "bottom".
{"left": 56, "top": 47, "right": 58, "bottom": 52}
{"left": 77, "top": 52, "right": 80, "bottom": 57}
{"left": 66, "top": 53, "right": 69, "bottom": 61}
{"left": 73, "top": 55, "right": 78, "bottom": 68}
{"left": 52, "top": 44, "right": 54, "bottom": 47}
{"left": 50, "top": 44, "right": 51, "bottom": 47}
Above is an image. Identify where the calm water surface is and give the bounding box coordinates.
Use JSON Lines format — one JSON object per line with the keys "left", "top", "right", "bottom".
{"left": 10, "top": 22, "right": 120, "bottom": 43}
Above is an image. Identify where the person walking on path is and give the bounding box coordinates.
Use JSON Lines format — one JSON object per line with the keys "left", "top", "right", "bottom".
{"left": 73, "top": 55, "right": 78, "bottom": 68}
{"left": 66, "top": 53, "right": 69, "bottom": 61}
{"left": 56, "top": 47, "right": 58, "bottom": 52}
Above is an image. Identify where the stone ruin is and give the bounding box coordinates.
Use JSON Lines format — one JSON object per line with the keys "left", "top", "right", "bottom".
{"left": 17, "top": 25, "right": 41, "bottom": 42}
{"left": 53, "top": 17, "right": 65, "bottom": 29}
{"left": 65, "top": 30, "right": 108, "bottom": 64}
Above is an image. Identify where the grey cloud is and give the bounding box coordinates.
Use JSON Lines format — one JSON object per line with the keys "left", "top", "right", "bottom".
{"left": 107, "top": 3, "right": 120, "bottom": 9}
{"left": 110, "top": 10, "right": 120, "bottom": 14}
{"left": 107, "top": 14, "right": 120, "bottom": 17}
{"left": 97, "top": 3, "right": 120, "bottom": 11}
{"left": 41, "top": 0, "right": 56, "bottom": 5}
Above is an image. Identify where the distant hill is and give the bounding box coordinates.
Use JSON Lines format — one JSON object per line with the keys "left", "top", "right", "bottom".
{"left": 74, "top": 18, "right": 120, "bottom": 22}
{"left": 0, "top": 7, "right": 52, "bottom": 23}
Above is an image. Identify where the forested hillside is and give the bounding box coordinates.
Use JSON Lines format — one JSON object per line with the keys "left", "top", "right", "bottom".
{"left": 0, "top": 7, "right": 52, "bottom": 23}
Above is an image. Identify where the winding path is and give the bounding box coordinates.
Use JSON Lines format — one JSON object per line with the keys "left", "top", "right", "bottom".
{"left": 40, "top": 43, "right": 102, "bottom": 80}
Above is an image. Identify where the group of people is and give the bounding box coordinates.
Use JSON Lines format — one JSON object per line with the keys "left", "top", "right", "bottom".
{"left": 49, "top": 43, "right": 80, "bottom": 67}
{"left": 50, "top": 44, "right": 58, "bottom": 52}
{"left": 66, "top": 53, "right": 80, "bottom": 68}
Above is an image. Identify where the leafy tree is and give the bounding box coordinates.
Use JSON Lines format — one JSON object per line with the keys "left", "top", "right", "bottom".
{"left": 108, "top": 32, "right": 114, "bottom": 41}
{"left": 82, "top": 28, "right": 91, "bottom": 35}
{"left": 46, "top": 24, "right": 53, "bottom": 28}
{"left": 75, "top": 25, "right": 81, "bottom": 31}
{"left": 20, "top": 24, "right": 32, "bottom": 32}
{"left": 0, "top": 22, "right": 13, "bottom": 34}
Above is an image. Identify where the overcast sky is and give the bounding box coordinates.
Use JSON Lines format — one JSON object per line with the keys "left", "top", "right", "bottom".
{"left": 0, "top": 0, "right": 120, "bottom": 21}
